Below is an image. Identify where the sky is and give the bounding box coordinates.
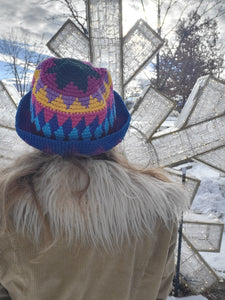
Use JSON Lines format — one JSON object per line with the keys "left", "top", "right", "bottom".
{"left": 0, "top": 0, "right": 145, "bottom": 41}
{"left": 0, "top": 0, "right": 224, "bottom": 48}
{"left": 0, "top": 0, "right": 67, "bottom": 40}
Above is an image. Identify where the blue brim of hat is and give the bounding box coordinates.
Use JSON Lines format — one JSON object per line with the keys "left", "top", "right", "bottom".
{"left": 16, "top": 90, "right": 131, "bottom": 156}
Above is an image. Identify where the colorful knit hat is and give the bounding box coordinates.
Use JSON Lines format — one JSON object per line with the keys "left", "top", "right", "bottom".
{"left": 16, "top": 57, "right": 131, "bottom": 156}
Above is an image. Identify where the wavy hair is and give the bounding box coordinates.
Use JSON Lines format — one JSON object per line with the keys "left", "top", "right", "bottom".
{"left": 0, "top": 149, "right": 184, "bottom": 251}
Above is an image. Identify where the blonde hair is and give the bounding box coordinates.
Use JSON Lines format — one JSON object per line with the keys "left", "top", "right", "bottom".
{"left": 0, "top": 149, "right": 176, "bottom": 250}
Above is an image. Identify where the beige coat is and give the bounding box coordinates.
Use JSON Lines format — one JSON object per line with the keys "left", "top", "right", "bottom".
{"left": 0, "top": 158, "right": 186, "bottom": 300}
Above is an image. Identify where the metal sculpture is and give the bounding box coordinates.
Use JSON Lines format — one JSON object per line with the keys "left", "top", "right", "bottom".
{"left": 0, "top": 0, "right": 224, "bottom": 294}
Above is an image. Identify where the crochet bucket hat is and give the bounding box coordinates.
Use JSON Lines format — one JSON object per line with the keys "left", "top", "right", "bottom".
{"left": 16, "top": 57, "right": 131, "bottom": 156}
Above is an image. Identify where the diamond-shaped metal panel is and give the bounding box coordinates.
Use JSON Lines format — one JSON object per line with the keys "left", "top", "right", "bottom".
{"left": 148, "top": 115, "right": 225, "bottom": 167}
{"left": 176, "top": 75, "right": 225, "bottom": 129}
{"left": 180, "top": 234, "right": 219, "bottom": 293}
{"left": 195, "top": 146, "right": 225, "bottom": 173}
{"left": 122, "top": 75, "right": 225, "bottom": 172}
{"left": 166, "top": 169, "right": 200, "bottom": 205}
{"left": 47, "top": 19, "right": 90, "bottom": 61}
{"left": 0, "top": 81, "right": 18, "bottom": 128}
{"left": 131, "top": 87, "right": 175, "bottom": 139}
{"left": 0, "top": 126, "right": 29, "bottom": 160}
{"left": 1, "top": 0, "right": 224, "bottom": 291}
{"left": 47, "top": 13, "right": 162, "bottom": 98}
{"left": 123, "top": 19, "right": 163, "bottom": 86}
{"left": 0, "top": 81, "right": 31, "bottom": 161}
{"left": 183, "top": 212, "right": 224, "bottom": 252}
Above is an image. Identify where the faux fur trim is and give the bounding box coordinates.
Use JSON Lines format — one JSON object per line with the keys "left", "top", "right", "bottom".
{"left": 12, "top": 159, "right": 188, "bottom": 248}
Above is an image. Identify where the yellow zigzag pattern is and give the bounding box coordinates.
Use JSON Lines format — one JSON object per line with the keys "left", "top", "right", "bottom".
{"left": 32, "top": 69, "right": 112, "bottom": 114}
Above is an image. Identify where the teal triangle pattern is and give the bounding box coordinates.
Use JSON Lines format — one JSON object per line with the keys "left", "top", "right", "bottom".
{"left": 68, "top": 127, "right": 79, "bottom": 140}
{"left": 34, "top": 117, "right": 41, "bottom": 131}
{"left": 32, "top": 102, "right": 117, "bottom": 141}
{"left": 104, "top": 118, "right": 109, "bottom": 134}
{"left": 42, "top": 123, "right": 52, "bottom": 138}
{"left": 109, "top": 109, "right": 114, "bottom": 127}
{"left": 82, "top": 126, "right": 92, "bottom": 140}
{"left": 94, "top": 125, "right": 103, "bottom": 139}
{"left": 54, "top": 126, "right": 65, "bottom": 140}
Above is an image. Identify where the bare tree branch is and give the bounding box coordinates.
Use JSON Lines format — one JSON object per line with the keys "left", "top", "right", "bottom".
{"left": 161, "top": 0, "right": 176, "bottom": 30}
{"left": 0, "top": 29, "right": 47, "bottom": 97}
{"left": 163, "top": 2, "right": 190, "bottom": 38}
{"left": 45, "top": 0, "right": 88, "bottom": 35}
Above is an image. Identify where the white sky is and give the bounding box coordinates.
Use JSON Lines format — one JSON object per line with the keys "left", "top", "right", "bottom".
{"left": 0, "top": 0, "right": 147, "bottom": 40}
{"left": 0, "top": 0, "right": 67, "bottom": 40}
{"left": 0, "top": 1, "right": 224, "bottom": 48}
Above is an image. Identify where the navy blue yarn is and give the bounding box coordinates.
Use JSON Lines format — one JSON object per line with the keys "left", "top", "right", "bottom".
{"left": 15, "top": 91, "right": 131, "bottom": 156}
{"left": 46, "top": 58, "right": 100, "bottom": 92}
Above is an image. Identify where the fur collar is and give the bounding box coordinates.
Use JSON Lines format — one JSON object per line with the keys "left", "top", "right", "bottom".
{"left": 12, "top": 159, "right": 187, "bottom": 248}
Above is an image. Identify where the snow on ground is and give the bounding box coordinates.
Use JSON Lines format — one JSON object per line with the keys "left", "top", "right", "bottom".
{"left": 189, "top": 163, "right": 225, "bottom": 222}
{"left": 169, "top": 161, "right": 225, "bottom": 299}
{"left": 184, "top": 162, "right": 225, "bottom": 279}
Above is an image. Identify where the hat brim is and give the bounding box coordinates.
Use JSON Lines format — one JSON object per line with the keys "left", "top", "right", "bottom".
{"left": 16, "top": 90, "right": 131, "bottom": 156}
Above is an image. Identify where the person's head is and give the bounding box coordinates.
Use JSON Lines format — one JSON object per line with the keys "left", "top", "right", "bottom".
{"left": 0, "top": 58, "right": 177, "bottom": 251}
{"left": 16, "top": 57, "right": 131, "bottom": 157}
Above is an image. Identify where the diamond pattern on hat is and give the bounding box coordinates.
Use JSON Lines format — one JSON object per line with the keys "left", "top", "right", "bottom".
{"left": 29, "top": 57, "right": 117, "bottom": 144}
{"left": 16, "top": 58, "right": 131, "bottom": 156}
{"left": 31, "top": 93, "right": 117, "bottom": 142}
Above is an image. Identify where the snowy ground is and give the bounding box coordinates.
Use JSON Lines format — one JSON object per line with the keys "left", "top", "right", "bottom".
{"left": 169, "top": 161, "right": 225, "bottom": 300}
{"left": 187, "top": 162, "right": 225, "bottom": 279}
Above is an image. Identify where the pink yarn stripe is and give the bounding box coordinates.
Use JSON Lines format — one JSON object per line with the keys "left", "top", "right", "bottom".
{"left": 85, "top": 113, "right": 98, "bottom": 126}
{"left": 43, "top": 107, "right": 55, "bottom": 123}
{"left": 98, "top": 108, "right": 107, "bottom": 124}
{"left": 71, "top": 115, "right": 84, "bottom": 128}
{"left": 33, "top": 96, "right": 44, "bottom": 115}
{"left": 108, "top": 90, "right": 114, "bottom": 108}
{"left": 57, "top": 113, "right": 71, "bottom": 127}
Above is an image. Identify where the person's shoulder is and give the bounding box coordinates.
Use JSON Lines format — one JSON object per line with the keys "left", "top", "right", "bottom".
{"left": 88, "top": 159, "right": 188, "bottom": 224}
{"left": 70, "top": 159, "right": 188, "bottom": 245}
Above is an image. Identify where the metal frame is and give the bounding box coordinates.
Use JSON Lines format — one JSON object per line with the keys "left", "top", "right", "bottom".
{"left": 166, "top": 168, "right": 201, "bottom": 205}
{"left": 176, "top": 74, "right": 225, "bottom": 129}
{"left": 183, "top": 213, "right": 224, "bottom": 252}
{"left": 0, "top": 81, "right": 19, "bottom": 129}
{"left": 0, "top": 81, "right": 18, "bottom": 109}
{"left": 123, "top": 19, "right": 164, "bottom": 86}
{"left": 130, "top": 86, "right": 175, "bottom": 139}
{"left": 47, "top": 19, "right": 90, "bottom": 60}
{"left": 180, "top": 234, "right": 220, "bottom": 294}
{"left": 148, "top": 114, "right": 225, "bottom": 168}
{"left": 194, "top": 145, "right": 225, "bottom": 173}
